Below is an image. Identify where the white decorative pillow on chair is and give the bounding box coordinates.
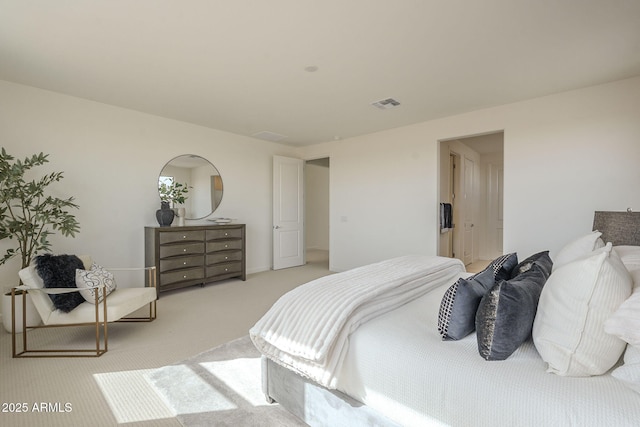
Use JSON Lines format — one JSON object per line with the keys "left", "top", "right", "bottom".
{"left": 532, "top": 243, "right": 632, "bottom": 376}
{"left": 75, "top": 263, "right": 117, "bottom": 304}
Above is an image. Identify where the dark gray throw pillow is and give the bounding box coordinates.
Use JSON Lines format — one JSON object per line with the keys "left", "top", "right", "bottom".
{"left": 476, "top": 253, "right": 552, "bottom": 361}
{"left": 510, "top": 250, "right": 553, "bottom": 279}
{"left": 438, "top": 253, "right": 518, "bottom": 341}
{"left": 35, "top": 253, "right": 86, "bottom": 313}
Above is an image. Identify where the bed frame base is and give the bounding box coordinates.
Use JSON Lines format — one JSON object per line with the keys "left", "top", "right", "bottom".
{"left": 262, "top": 357, "right": 400, "bottom": 427}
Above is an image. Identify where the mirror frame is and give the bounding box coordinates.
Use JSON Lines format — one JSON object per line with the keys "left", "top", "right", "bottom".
{"left": 158, "top": 154, "right": 223, "bottom": 220}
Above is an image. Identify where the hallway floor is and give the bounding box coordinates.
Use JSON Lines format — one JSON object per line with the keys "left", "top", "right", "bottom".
{"left": 465, "top": 259, "right": 491, "bottom": 273}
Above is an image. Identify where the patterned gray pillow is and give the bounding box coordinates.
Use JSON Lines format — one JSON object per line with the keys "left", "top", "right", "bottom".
{"left": 438, "top": 253, "right": 518, "bottom": 341}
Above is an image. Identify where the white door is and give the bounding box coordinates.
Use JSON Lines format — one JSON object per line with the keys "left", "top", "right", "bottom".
{"left": 462, "top": 156, "right": 475, "bottom": 265}
{"left": 273, "top": 156, "right": 305, "bottom": 270}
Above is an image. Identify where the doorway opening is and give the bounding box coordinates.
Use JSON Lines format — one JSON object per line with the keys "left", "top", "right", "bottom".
{"left": 438, "top": 132, "right": 504, "bottom": 268}
{"left": 305, "top": 157, "right": 330, "bottom": 268}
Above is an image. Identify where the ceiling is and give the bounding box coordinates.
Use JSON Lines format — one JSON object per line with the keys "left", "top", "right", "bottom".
{"left": 1, "top": 1, "right": 639, "bottom": 146}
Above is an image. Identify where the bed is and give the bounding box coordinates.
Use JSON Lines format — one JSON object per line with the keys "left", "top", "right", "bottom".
{"left": 250, "top": 211, "right": 640, "bottom": 426}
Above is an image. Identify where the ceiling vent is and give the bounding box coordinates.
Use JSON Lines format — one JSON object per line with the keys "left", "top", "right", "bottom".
{"left": 252, "top": 131, "right": 288, "bottom": 142}
{"left": 371, "top": 98, "right": 401, "bottom": 109}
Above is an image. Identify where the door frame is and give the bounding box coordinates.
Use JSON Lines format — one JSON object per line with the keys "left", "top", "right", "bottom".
{"left": 439, "top": 132, "right": 503, "bottom": 264}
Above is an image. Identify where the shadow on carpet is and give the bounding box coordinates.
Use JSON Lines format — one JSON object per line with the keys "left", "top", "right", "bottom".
{"left": 95, "top": 336, "right": 307, "bottom": 426}
{"left": 167, "top": 336, "right": 307, "bottom": 427}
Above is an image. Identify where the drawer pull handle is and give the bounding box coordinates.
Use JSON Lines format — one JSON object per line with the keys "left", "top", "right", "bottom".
{"left": 183, "top": 261, "right": 187, "bottom": 265}
{"left": 183, "top": 275, "right": 187, "bottom": 279}
{"left": 183, "top": 249, "right": 187, "bottom": 252}
{"left": 224, "top": 232, "right": 228, "bottom": 236}
{"left": 224, "top": 244, "right": 228, "bottom": 248}
{"left": 225, "top": 268, "right": 228, "bottom": 271}
{"left": 225, "top": 256, "right": 228, "bottom": 260}
{"left": 182, "top": 235, "right": 187, "bottom": 239}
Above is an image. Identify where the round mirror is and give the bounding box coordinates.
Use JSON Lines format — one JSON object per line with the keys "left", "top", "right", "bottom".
{"left": 158, "top": 155, "right": 223, "bottom": 220}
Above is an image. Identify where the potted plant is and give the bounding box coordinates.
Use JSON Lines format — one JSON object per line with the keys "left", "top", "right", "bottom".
{"left": 0, "top": 148, "right": 80, "bottom": 333}
{"left": 156, "top": 181, "right": 189, "bottom": 226}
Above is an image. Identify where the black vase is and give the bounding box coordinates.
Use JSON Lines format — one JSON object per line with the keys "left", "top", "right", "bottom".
{"left": 156, "top": 201, "right": 175, "bottom": 227}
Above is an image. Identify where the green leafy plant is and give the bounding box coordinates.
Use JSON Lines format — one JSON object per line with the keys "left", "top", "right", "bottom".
{"left": 158, "top": 181, "right": 189, "bottom": 206}
{"left": 0, "top": 148, "right": 80, "bottom": 278}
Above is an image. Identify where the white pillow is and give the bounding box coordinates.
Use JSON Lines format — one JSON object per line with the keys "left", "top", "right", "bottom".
{"left": 611, "top": 345, "right": 640, "bottom": 395}
{"left": 552, "top": 231, "right": 605, "bottom": 271}
{"left": 605, "top": 285, "right": 640, "bottom": 346}
{"left": 75, "top": 263, "right": 117, "bottom": 304}
{"left": 613, "top": 245, "right": 640, "bottom": 268}
{"left": 532, "top": 243, "right": 632, "bottom": 376}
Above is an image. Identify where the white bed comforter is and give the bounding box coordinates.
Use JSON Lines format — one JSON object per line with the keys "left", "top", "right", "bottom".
{"left": 335, "top": 282, "right": 640, "bottom": 427}
{"left": 249, "top": 255, "right": 465, "bottom": 388}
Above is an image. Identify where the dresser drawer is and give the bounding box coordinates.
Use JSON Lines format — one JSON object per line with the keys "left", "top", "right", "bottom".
{"left": 206, "top": 251, "right": 242, "bottom": 265}
{"left": 161, "top": 267, "right": 204, "bottom": 286}
{"left": 206, "top": 228, "right": 243, "bottom": 240}
{"left": 159, "top": 230, "right": 205, "bottom": 245}
{"left": 207, "top": 240, "right": 243, "bottom": 252}
{"left": 160, "top": 242, "right": 205, "bottom": 259}
{"left": 145, "top": 224, "right": 246, "bottom": 294}
{"left": 160, "top": 255, "right": 204, "bottom": 273}
{"left": 207, "top": 262, "right": 242, "bottom": 277}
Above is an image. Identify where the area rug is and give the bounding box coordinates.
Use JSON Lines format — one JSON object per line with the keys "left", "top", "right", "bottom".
{"left": 95, "top": 336, "right": 307, "bottom": 426}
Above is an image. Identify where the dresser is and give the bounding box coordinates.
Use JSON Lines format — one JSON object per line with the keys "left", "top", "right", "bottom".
{"left": 144, "top": 224, "right": 246, "bottom": 295}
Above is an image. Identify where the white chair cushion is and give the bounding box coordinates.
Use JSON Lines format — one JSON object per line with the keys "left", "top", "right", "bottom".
{"left": 17, "top": 256, "right": 154, "bottom": 326}
{"left": 18, "top": 265, "right": 55, "bottom": 323}
{"left": 46, "top": 287, "right": 156, "bottom": 325}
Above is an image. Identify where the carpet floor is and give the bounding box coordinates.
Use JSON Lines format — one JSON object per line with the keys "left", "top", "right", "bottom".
{"left": 1, "top": 250, "right": 331, "bottom": 427}
{"left": 95, "top": 336, "right": 307, "bottom": 426}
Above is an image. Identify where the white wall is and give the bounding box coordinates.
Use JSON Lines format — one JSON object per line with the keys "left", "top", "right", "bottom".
{"left": 2, "top": 75, "right": 639, "bottom": 289}
{"left": 0, "top": 80, "right": 297, "bottom": 296}
{"left": 299, "top": 76, "right": 640, "bottom": 272}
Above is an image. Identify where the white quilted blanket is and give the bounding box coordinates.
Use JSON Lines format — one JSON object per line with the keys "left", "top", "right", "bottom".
{"left": 249, "top": 255, "right": 465, "bottom": 388}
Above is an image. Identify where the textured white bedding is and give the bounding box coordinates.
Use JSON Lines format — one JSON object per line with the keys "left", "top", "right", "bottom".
{"left": 335, "top": 281, "right": 640, "bottom": 427}
{"left": 251, "top": 255, "right": 465, "bottom": 388}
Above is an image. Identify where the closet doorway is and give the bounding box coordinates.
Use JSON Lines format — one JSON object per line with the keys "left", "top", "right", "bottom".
{"left": 438, "top": 132, "right": 504, "bottom": 267}
{"left": 305, "top": 157, "right": 330, "bottom": 268}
